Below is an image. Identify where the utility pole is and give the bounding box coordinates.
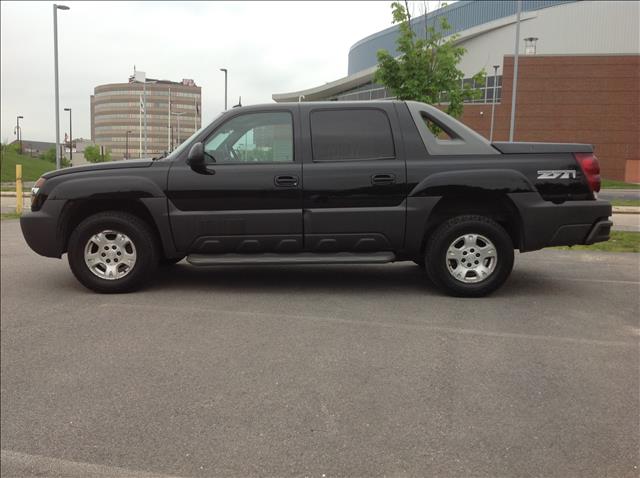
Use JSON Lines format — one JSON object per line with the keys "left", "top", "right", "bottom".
{"left": 220, "top": 68, "right": 228, "bottom": 110}
{"left": 139, "top": 93, "right": 142, "bottom": 159}
{"left": 125, "top": 130, "right": 132, "bottom": 160}
{"left": 134, "top": 69, "right": 147, "bottom": 157}
{"left": 167, "top": 87, "right": 171, "bottom": 152}
{"left": 171, "top": 112, "right": 186, "bottom": 145}
{"left": 489, "top": 65, "right": 499, "bottom": 142}
{"left": 53, "top": 4, "right": 70, "bottom": 169}
{"left": 143, "top": 78, "right": 147, "bottom": 156}
{"left": 509, "top": 0, "right": 522, "bottom": 142}
{"left": 16, "top": 115, "right": 23, "bottom": 154}
{"left": 64, "top": 108, "right": 72, "bottom": 163}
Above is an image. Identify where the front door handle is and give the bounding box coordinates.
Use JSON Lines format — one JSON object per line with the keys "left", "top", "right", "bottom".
{"left": 371, "top": 173, "right": 396, "bottom": 185}
{"left": 274, "top": 175, "right": 299, "bottom": 188}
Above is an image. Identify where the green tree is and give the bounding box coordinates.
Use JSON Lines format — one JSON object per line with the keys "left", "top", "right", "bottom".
{"left": 84, "top": 144, "right": 110, "bottom": 163}
{"left": 39, "top": 147, "right": 71, "bottom": 167}
{"left": 3, "top": 143, "right": 21, "bottom": 154}
{"left": 375, "top": 1, "right": 485, "bottom": 119}
{"left": 40, "top": 147, "right": 57, "bottom": 163}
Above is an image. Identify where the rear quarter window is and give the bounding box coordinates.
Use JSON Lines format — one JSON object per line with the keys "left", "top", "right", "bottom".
{"left": 310, "top": 109, "right": 395, "bottom": 161}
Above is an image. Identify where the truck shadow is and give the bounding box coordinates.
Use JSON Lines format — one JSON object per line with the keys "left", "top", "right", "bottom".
{"left": 148, "top": 262, "right": 553, "bottom": 298}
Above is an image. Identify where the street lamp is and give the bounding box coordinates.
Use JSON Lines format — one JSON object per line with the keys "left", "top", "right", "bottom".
{"left": 125, "top": 130, "right": 132, "bottom": 160}
{"left": 16, "top": 115, "right": 24, "bottom": 154}
{"left": 53, "top": 3, "right": 69, "bottom": 169}
{"left": 489, "top": 65, "right": 500, "bottom": 142}
{"left": 220, "top": 68, "right": 228, "bottom": 110}
{"left": 524, "top": 37, "right": 539, "bottom": 55}
{"left": 64, "top": 107, "right": 72, "bottom": 163}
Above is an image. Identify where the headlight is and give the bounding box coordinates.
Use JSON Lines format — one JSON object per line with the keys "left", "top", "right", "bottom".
{"left": 31, "top": 177, "right": 46, "bottom": 209}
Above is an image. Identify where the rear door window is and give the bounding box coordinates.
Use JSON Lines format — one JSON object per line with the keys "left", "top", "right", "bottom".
{"left": 310, "top": 109, "right": 395, "bottom": 161}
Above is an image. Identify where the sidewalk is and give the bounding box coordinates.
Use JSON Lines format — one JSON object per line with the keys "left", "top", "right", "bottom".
{"left": 611, "top": 213, "right": 640, "bottom": 232}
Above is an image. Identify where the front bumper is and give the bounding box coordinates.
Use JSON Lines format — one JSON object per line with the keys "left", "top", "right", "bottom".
{"left": 509, "top": 193, "right": 612, "bottom": 251}
{"left": 19, "top": 200, "right": 67, "bottom": 258}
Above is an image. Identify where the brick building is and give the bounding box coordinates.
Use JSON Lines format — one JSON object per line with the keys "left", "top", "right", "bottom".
{"left": 273, "top": 0, "right": 640, "bottom": 181}
{"left": 90, "top": 74, "right": 201, "bottom": 160}
{"left": 460, "top": 55, "right": 639, "bottom": 181}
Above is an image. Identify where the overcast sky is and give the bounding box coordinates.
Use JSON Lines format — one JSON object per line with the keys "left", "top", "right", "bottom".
{"left": 0, "top": 1, "right": 416, "bottom": 143}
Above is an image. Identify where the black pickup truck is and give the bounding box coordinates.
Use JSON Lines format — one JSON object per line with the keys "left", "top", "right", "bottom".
{"left": 20, "top": 101, "right": 612, "bottom": 296}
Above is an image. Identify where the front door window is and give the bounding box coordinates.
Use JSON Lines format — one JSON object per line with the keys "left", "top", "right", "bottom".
{"left": 204, "top": 112, "right": 293, "bottom": 164}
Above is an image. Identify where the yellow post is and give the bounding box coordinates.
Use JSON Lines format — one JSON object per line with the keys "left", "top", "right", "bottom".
{"left": 16, "top": 164, "right": 23, "bottom": 215}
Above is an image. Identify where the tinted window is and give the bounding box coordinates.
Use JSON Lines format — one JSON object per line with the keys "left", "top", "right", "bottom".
{"left": 204, "top": 112, "right": 293, "bottom": 164}
{"left": 422, "top": 114, "right": 458, "bottom": 141}
{"left": 310, "top": 109, "right": 395, "bottom": 161}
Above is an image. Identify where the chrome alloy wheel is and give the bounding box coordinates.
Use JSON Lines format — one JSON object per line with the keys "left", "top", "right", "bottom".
{"left": 445, "top": 233, "right": 497, "bottom": 284}
{"left": 84, "top": 230, "right": 137, "bottom": 280}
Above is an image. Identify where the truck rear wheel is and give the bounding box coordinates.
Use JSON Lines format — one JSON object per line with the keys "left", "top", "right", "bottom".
{"left": 67, "top": 211, "right": 158, "bottom": 293}
{"left": 424, "top": 215, "right": 514, "bottom": 297}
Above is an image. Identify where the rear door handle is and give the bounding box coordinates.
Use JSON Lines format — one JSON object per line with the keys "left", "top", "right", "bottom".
{"left": 371, "top": 173, "right": 396, "bottom": 185}
{"left": 274, "top": 175, "right": 299, "bottom": 188}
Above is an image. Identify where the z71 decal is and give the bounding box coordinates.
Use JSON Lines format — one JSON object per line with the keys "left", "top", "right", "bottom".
{"left": 537, "top": 170, "right": 577, "bottom": 180}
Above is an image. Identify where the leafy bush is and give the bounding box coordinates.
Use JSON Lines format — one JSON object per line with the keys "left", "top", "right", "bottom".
{"left": 84, "top": 145, "right": 111, "bottom": 163}
{"left": 40, "top": 147, "right": 57, "bottom": 163}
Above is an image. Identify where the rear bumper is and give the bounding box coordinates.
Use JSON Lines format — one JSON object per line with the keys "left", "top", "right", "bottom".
{"left": 19, "top": 200, "right": 66, "bottom": 258}
{"left": 585, "top": 220, "right": 613, "bottom": 245}
{"left": 509, "top": 193, "right": 612, "bottom": 251}
{"left": 547, "top": 219, "right": 612, "bottom": 247}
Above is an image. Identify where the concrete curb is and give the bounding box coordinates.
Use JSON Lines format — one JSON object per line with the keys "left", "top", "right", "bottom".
{"left": 612, "top": 206, "right": 640, "bottom": 215}
{"left": 0, "top": 192, "right": 30, "bottom": 198}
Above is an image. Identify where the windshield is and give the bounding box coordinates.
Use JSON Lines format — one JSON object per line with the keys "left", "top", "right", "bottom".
{"left": 162, "top": 112, "right": 224, "bottom": 160}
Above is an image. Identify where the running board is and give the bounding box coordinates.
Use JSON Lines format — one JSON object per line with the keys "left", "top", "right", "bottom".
{"left": 187, "top": 252, "right": 396, "bottom": 266}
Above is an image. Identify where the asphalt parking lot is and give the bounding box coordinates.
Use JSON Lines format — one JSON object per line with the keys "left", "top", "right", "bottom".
{"left": 1, "top": 219, "right": 639, "bottom": 478}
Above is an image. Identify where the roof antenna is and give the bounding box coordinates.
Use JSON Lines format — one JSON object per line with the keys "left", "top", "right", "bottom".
{"left": 233, "top": 96, "right": 242, "bottom": 108}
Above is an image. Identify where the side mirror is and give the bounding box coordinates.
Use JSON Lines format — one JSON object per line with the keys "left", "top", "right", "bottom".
{"left": 187, "top": 142, "right": 205, "bottom": 167}
{"left": 186, "top": 142, "right": 215, "bottom": 175}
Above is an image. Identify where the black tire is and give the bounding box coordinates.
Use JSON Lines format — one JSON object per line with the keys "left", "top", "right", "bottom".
{"left": 424, "top": 215, "right": 514, "bottom": 297}
{"left": 413, "top": 258, "right": 426, "bottom": 269}
{"left": 67, "top": 211, "right": 159, "bottom": 293}
{"left": 160, "top": 256, "right": 184, "bottom": 266}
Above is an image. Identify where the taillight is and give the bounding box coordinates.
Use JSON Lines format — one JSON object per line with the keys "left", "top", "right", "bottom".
{"left": 574, "top": 152, "right": 601, "bottom": 194}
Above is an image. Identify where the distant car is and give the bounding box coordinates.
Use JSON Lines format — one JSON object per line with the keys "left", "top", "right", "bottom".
{"left": 20, "top": 101, "right": 611, "bottom": 296}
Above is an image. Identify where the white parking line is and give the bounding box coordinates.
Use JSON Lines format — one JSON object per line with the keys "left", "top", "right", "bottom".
{"left": 0, "top": 449, "right": 184, "bottom": 478}
{"left": 549, "top": 277, "right": 640, "bottom": 285}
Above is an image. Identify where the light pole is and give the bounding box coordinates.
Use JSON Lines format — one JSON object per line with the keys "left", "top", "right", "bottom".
{"left": 133, "top": 69, "right": 154, "bottom": 157}
{"left": 53, "top": 4, "right": 69, "bottom": 169}
{"left": 125, "top": 130, "right": 132, "bottom": 160}
{"left": 171, "top": 112, "right": 186, "bottom": 145}
{"left": 16, "top": 115, "right": 23, "bottom": 154}
{"left": 64, "top": 107, "right": 72, "bottom": 163}
{"left": 220, "top": 68, "right": 228, "bottom": 110}
{"left": 509, "top": 0, "right": 522, "bottom": 142}
{"left": 167, "top": 87, "right": 171, "bottom": 152}
{"left": 489, "top": 65, "right": 499, "bottom": 142}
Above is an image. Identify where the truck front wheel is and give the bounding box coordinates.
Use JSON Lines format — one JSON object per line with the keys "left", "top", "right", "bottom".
{"left": 67, "top": 211, "right": 158, "bottom": 293}
{"left": 424, "top": 215, "right": 514, "bottom": 297}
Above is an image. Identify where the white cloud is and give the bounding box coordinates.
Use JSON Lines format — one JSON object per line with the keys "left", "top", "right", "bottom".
{"left": 1, "top": 1, "right": 400, "bottom": 142}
